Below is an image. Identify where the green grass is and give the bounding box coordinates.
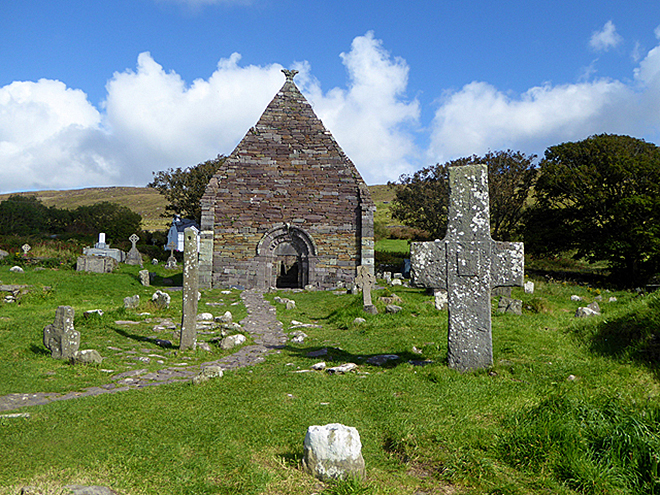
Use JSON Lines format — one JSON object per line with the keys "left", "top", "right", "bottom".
{"left": 1, "top": 264, "right": 659, "bottom": 495}
{"left": 375, "top": 239, "right": 409, "bottom": 254}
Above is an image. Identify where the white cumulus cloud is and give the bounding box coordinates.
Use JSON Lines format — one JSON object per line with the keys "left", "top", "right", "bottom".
{"left": 0, "top": 79, "right": 116, "bottom": 192}
{"left": 103, "top": 51, "right": 283, "bottom": 185}
{"left": 590, "top": 20, "right": 623, "bottom": 52}
{"left": 297, "top": 31, "right": 420, "bottom": 184}
{"left": 428, "top": 31, "right": 660, "bottom": 166}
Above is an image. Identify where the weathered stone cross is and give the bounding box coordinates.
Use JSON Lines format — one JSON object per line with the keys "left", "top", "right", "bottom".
{"left": 410, "top": 164, "right": 524, "bottom": 372}
{"left": 355, "top": 264, "right": 376, "bottom": 313}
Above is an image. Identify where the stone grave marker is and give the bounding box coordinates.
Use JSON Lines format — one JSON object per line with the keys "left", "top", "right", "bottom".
{"left": 180, "top": 227, "right": 199, "bottom": 351}
{"left": 355, "top": 265, "right": 377, "bottom": 314}
{"left": 411, "top": 164, "right": 524, "bottom": 372}
{"left": 125, "top": 234, "right": 143, "bottom": 266}
{"left": 21, "top": 243, "right": 31, "bottom": 256}
{"left": 82, "top": 233, "right": 126, "bottom": 263}
{"left": 43, "top": 306, "right": 80, "bottom": 359}
{"left": 76, "top": 255, "right": 118, "bottom": 273}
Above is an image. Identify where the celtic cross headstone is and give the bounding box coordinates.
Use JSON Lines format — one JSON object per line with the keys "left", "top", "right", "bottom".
{"left": 125, "top": 233, "right": 143, "bottom": 266}
{"left": 410, "top": 164, "right": 524, "bottom": 372}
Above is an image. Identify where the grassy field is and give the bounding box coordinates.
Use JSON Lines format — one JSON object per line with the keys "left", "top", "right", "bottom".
{"left": 1, "top": 260, "right": 659, "bottom": 495}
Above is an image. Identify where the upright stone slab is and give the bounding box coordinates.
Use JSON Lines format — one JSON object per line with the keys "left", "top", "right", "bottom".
{"left": 355, "top": 265, "right": 376, "bottom": 313}
{"left": 43, "top": 306, "right": 80, "bottom": 359}
{"left": 180, "top": 227, "right": 199, "bottom": 351}
{"left": 411, "top": 164, "right": 524, "bottom": 371}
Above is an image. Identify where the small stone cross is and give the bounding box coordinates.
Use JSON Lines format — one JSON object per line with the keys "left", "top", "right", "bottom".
{"left": 21, "top": 243, "right": 31, "bottom": 255}
{"left": 355, "top": 265, "right": 376, "bottom": 311}
{"left": 129, "top": 233, "right": 139, "bottom": 248}
{"left": 410, "top": 164, "right": 524, "bottom": 372}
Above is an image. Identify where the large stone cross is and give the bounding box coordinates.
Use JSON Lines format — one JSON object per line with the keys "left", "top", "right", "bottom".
{"left": 410, "top": 164, "right": 524, "bottom": 372}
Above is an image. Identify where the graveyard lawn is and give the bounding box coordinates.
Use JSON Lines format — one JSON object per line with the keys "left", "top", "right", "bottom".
{"left": 1, "top": 264, "right": 660, "bottom": 495}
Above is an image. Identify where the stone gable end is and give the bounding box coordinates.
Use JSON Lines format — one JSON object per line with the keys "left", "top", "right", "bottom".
{"left": 200, "top": 70, "right": 375, "bottom": 290}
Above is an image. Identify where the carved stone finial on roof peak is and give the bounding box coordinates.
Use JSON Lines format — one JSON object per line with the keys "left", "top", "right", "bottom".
{"left": 282, "top": 69, "right": 299, "bottom": 82}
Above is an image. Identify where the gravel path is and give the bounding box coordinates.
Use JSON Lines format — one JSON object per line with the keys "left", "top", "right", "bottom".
{"left": 0, "top": 289, "right": 287, "bottom": 413}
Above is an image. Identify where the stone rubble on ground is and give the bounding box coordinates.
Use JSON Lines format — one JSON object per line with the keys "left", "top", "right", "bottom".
{"left": 575, "top": 301, "right": 601, "bottom": 318}
{"left": 151, "top": 290, "right": 171, "bottom": 309}
{"left": 216, "top": 311, "right": 233, "bottom": 323}
{"left": 123, "top": 295, "right": 139, "bottom": 309}
{"left": 378, "top": 294, "right": 403, "bottom": 305}
{"left": 192, "top": 365, "right": 223, "bottom": 385}
{"left": 385, "top": 304, "right": 402, "bottom": 314}
{"left": 83, "top": 309, "right": 104, "bottom": 318}
{"left": 289, "top": 330, "right": 308, "bottom": 344}
{"left": 498, "top": 296, "right": 523, "bottom": 315}
{"left": 71, "top": 349, "right": 103, "bottom": 365}
{"left": 326, "top": 363, "right": 357, "bottom": 374}
{"left": 10, "top": 266, "right": 24, "bottom": 273}
{"left": 219, "top": 334, "right": 247, "bottom": 350}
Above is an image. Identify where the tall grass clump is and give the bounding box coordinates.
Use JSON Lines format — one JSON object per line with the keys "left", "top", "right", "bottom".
{"left": 499, "top": 393, "right": 660, "bottom": 494}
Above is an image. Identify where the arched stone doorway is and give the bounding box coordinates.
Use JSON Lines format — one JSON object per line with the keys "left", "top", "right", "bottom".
{"left": 257, "top": 225, "right": 317, "bottom": 289}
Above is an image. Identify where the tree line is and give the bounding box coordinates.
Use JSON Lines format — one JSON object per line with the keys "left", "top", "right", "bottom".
{"left": 388, "top": 134, "right": 660, "bottom": 287}
{"left": 146, "top": 135, "right": 659, "bottom": 287}
{"left": 0, "top": 196, "right": 142, "bottom": 244}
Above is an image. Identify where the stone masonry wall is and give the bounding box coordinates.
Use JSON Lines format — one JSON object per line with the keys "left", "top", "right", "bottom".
{"left": 201, "top": 70, "right": 374, "bottom": 290}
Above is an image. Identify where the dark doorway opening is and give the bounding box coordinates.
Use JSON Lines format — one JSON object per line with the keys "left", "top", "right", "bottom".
{"left": 276, "top": 256, "right": 300, "bottom": 288}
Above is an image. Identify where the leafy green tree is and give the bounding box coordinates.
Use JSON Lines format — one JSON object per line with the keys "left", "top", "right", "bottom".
{"left": 526, "top": 134, "right": 660, "bottom": 286}
{"left": 389, "top": 150, "right": 537, "bottom": 241}
{"left": 69, "top": 202, "right": 142, "bottom": 243}
{"left": 148, "top": 155, "right": 226, "bottom": 224}
{"left": 0, "top": 195, "right": 50, "bottom": 235}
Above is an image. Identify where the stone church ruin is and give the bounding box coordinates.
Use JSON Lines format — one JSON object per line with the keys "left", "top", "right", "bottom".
{"left": 200, "top": 69, "right": 375, "bottom": 290}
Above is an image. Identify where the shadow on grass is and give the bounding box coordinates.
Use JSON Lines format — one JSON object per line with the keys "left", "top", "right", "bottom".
{"left": 284, "top": 344, "right": 439, "bottom": 370}
{"left": 110, "top": 325, "right": 176, "bottom": 349}
{"left": 30, "top": 344, "right": 50, "bottom": 356}
{"left": 581, "top": 296, "right": 660, "bottom": 379}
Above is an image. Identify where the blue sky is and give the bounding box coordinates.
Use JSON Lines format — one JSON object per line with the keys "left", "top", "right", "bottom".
{"left": 1, "top": 0, "right": 659, "bottom": 192}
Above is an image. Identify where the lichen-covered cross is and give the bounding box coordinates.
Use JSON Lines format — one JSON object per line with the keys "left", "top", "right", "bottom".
{"left": 355, "top": 264, "right": 376, "bottom": 310}
{"left": 129, "top": 233, "right": 139, "bottom": 248}
{"left": 410, "top": 164, "right": 524, "bottom": 372}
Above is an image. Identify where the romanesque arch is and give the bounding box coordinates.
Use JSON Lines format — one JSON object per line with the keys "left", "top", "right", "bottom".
{"left": 257, "top": 224, "right": 317, "bottom": 288}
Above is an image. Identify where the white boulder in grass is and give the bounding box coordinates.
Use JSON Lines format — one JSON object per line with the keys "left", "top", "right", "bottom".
{"left": 302, "top": 423, "right": 366, "bottom": 481}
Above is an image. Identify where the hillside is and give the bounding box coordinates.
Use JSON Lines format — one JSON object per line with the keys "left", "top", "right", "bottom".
{"left": 0, "top": 184, "right": 394, "bottom": 231}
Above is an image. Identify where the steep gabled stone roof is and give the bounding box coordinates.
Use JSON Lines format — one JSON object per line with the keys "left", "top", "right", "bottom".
{"left": 202, "top": 69, "right": 373, "bottom": 228}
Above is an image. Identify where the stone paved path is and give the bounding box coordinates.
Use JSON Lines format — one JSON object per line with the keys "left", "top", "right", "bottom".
{"left": 0, "top": 289, "right": 287, "bottom": 413}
